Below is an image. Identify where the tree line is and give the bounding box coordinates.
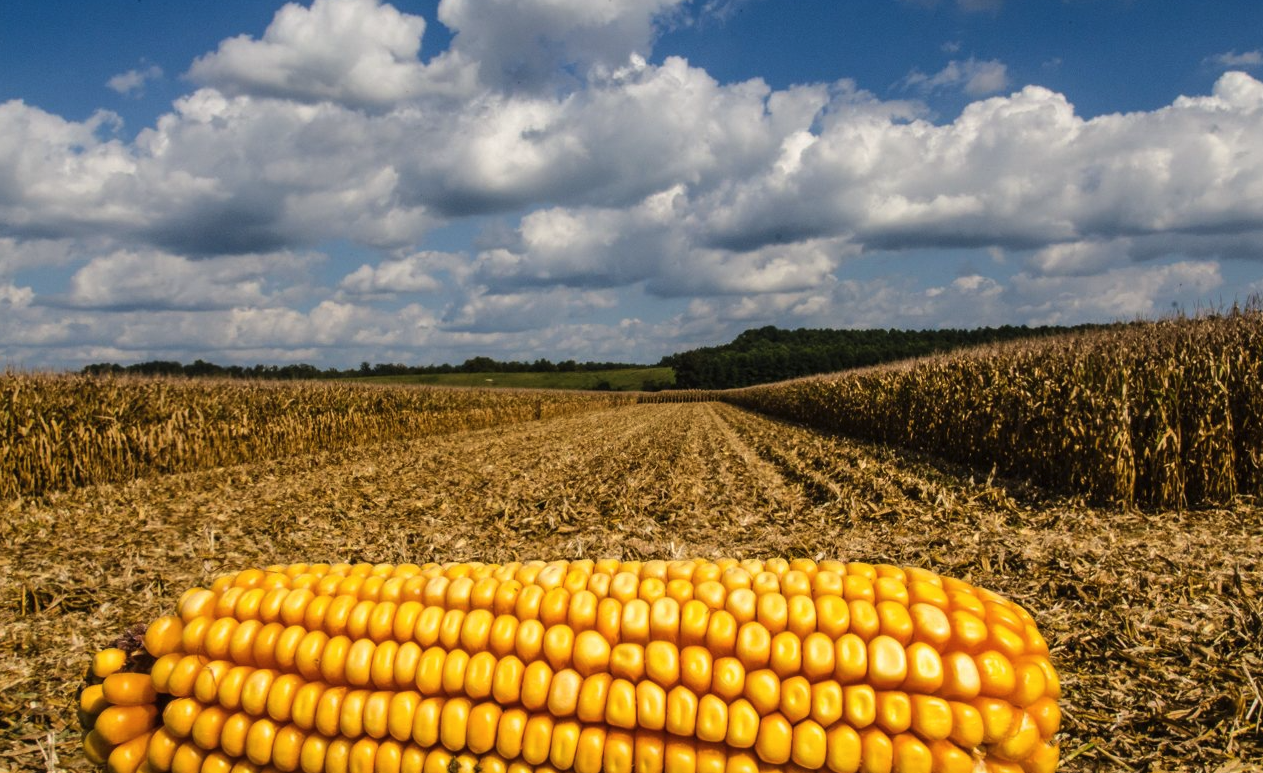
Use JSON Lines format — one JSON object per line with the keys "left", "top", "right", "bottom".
{"left": 658, "top": 323, "right": 1115, "bottom": 389}
{"left": 81, "top": 357, "right": 643, "bottom": 381}
{"left": 80, "top": 322, "right": 1114, "bottom": 389}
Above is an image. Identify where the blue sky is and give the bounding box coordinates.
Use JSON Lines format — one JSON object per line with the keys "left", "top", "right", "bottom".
{"left": 2, "top": 0, "right": 1261, "bottom": 369}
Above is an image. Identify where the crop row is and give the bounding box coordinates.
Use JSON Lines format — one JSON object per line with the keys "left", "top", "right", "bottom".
{"left": 0, "top": 377, "right": 634, "bottom": 499}
{"left": 724, "top": 309, "right": 1263, "bottom": 509}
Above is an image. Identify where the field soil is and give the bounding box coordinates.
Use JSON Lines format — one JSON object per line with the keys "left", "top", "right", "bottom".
{"left": 3, "top": 403, "right": 1260, "bottom": 772}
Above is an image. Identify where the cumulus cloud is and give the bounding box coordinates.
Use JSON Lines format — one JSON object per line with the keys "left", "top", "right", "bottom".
{"left": 689, "top": 72, "right": 1263, "bottom": 258}
{"left": 64, "top": 250, "right": 317, "bottom": 310}
{"left": 1026, "top": 239, "right": 1130, "bottom": 276}
{"left": 187, "top": 0, "right": 430, "bottom": 108}
{"left": 338, "top": 251, "right": 453, "bottom": 296}
{"left": 903, "top": 57, "right": 1009, "bottom": 96}
{"left": 2, "top": 1, "right": 1262, "bottom": 368}
{"left": 437, "top": 0, "right": 687, "bottom": 91}
{"left": 0, "top": 282, "right": 34, "bottom": 307}
{"left": 107, "top": 64, "right": 163, "bottom": 97}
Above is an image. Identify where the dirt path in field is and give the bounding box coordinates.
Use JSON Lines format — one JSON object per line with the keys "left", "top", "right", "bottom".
{"left": 3, "top": 403, "right": 1261, "bottom": 771}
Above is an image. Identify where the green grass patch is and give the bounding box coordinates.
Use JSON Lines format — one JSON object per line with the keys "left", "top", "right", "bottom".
{"left": 348, "top": 367, "right": 675, "bottom": 391}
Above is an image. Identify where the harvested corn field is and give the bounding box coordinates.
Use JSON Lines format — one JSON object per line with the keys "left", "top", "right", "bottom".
{"left": 3, "top": 402, "right": 1260, "bottom": 772}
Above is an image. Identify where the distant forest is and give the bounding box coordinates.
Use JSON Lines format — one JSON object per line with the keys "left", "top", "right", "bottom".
{"left": 81, "top": 322, "right": 1112, "bottom": 389}
{"left": 660, "top": 323, "right": 1114, "bottom": 389}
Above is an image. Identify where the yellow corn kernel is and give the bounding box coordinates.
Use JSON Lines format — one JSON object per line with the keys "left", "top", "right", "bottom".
{"left": 95, "top": 704, "right": 158, "bottom": 745}
{"left": 637, "top": 680, "right": 668, "bottom": 730}
{"left": 815, "top": 595, "right": 850, "bottom": 639}
{"left": 733, "top": 623, "right": 770, "bottom": 671}
{"left": 547, "top": 668, "right": 583, "bottom": 717}
{"left": 577, "top": 673, "right": 613, "bottom": 723}
{"left": 144, "top": 617, "right": 185, "bottom": 659}
{"left": 867, "top": 636, "right": 908, "bottom": 690}
{"left": 710, "top": 657, "right": 745, "bottom": 702}
{"left": 875, "top": 691, "right": 912, "bottom": 735}
{"left": 742, "top": 669, "right": 780, "bottom": 715}
{"left": 768, "top": 631, "right": 801, "bottom": 678}
{"left": 650, "top": 598, "right": 682, "bottom": 645}
{"left": 754, "top": 712, "right": 793, "bottom": 765}
{"left": 495, "top": 708, "right": 528, "bottom": 760}
{"left": 801, "top": 632, "right": 836, "bottom": 681}
{"left": 240, "top": 668, "right": 277, "bottom": 716}
{"left": 549, "top": 719, "right": 581, "bottom": 770}
{"left": 81, "top": 560, "right": 1058, "bottom": 773}
{"left": 725, "top": 699, "right": 759, "bottom": 748}
{"left": 521, "top": 714, "right": 554, "bottom": 765}
{"left": 834, "top": 634, "right": 867, "bottom": 685}
{"left": 646, "top": 641, "right": 680, "bottom": 688}
{"left": 791, "top": 719, "right": 828, "bottom": 770}
{"left": 876, "top": 602, "right": 914, "bottom": 646}
{"left": 902, "top": 642, "right": 945, "bottom": 694}
{"left": 665, "top": 685, "right": 698, "bottom": 737}
{"left": 680, "top": 600, "right": 711, "bottom": 646}
{"left": 363, "top": 690, "right": 393, "bottom": 739}
{"left": 467, "top": 702, "right": 502, "bottom": 754}
{"left": 825, "top": 722, "right": 862, "bottom": 773}
{"left": 521, "top": 660, "right": 554, "bottom": 711}
{"left": 442, "top": 649, "right": 471, "bottom": 696}
{"left": 81, "top": 683, "right": 109, "bottom": 715}
{"left": 190, "top": 705, "right": 232, "bottom": 752}
{"left": 411, "top": 697, "right": 445, "bottom": 749}
{"left": 704, "top": 611, "right": 738, "bottom": 657}
{"left": 290, "top": 682, "right": 326, "bottom": 731}
{"left": 603, "top": 730, "right": 635, "bottom": 773}
{"left": 974, "top": 651, "right": 1017, "bottom": 698}
{"left": 492, "top": 655, "right": 525, "bottom": 705}
{"left": 635, "top": 730, "right": 666, "bottom": 773}
{"left": 809, "top": 681, "right": 844, "bottom": 727}
{"left": 948, "top": 701, "right": 984, "bottom": 750}
{"left": 107, "top": 730, "right": 152, "bottom": 773}
{"left": 573, "top": 630, "right": 611, "bottom": 677}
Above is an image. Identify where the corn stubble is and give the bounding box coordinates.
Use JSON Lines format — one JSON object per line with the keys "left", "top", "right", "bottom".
{"left": 81, "top": 559, "right": 1060, "bottom": 773}
{"left": 725, "top": 309, "right": 1263, "bottom": 509}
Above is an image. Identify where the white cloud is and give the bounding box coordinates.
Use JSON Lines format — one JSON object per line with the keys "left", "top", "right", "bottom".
{"left": 64, "top": 250, "right": 317, "bottom": 310}
{"left": 1, "top": 2, "right": 1262, "bottom": 369}
{"left": 187, "top": 0, "right": 430, "bottom": 108}
{"left": 107, "top": 65, "right": 163, "bottom": 97}
{"left": 437, "top": 0, "right": 687, "bottom": 91}
{"left": 0, "top": 282, "right": 34, "bottom": 308}
{"left": 1209, "top": 50, "right": 1263, "bottom": 69}
{"left": 1012, "top": 261, "right": 1222, "bottom": 324}
{"left": 903, "top": 57, "right": 1009, "bottom": 96}
{"left": 690, "top": 72, "right": 1263, "bottom": 256}
{"left": 1027, "top": 239, "right": 1130, "bottom": 276}
{"left": 444, "top": 287, "right": 618, "bottom": 333}
{"left": 338, "top": 251, "right": 452, "bottom": 296}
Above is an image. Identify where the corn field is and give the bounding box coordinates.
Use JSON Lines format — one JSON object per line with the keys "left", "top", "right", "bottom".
{"left": 0, "top": 376, "right": 635, "bottom": 499}
{"left": 724, "top": 309, "right": 1263, "bottom": 510}
{"left": 4, "top": 402, "right": 1260, "bottom": 772}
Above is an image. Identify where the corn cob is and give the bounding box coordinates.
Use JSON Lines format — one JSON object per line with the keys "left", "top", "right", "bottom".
{"left": 79, "top": 558, "right": 1060, "bottom": 773}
